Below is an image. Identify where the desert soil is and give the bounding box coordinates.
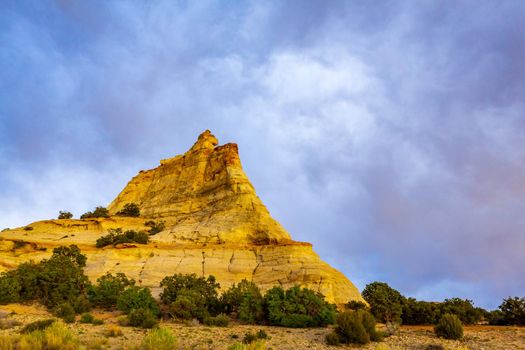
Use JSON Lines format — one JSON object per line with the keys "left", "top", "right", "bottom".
{"left": 1, "top": 303, "right": 524, "bottom": 349}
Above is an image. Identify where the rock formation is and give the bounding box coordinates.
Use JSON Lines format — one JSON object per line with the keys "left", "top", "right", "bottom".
{"left": 0, "top": 131, "right": 363, "bottom": 306}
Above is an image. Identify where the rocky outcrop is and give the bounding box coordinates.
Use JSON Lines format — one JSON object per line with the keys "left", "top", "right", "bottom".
{"left": 0, "top": 131, "right": 364, "bottom": 305}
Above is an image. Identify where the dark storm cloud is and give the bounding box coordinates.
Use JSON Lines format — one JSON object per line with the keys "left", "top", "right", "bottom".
{"left": 1, "top": 0, "right": 524, "bottom": 308}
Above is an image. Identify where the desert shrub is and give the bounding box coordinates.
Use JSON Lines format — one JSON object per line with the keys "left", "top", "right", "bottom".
{"left": 204, "top": 313, "right": 230, "bottom": 327}
{"left": 438, "top": 298, "right": 483, "bottom": 325}
{"left": 242, "top": 330, "right": 268, "bottom": 344}
{"left": 116, "top": 203, "right": 141, "bottom": 217}
{"left": 81, "top": 206, "right": 109, "bottom": 219}
{"left": 116, "top": 286, "right": 159, "bottom": 316}
{"left": 402, "top": 298, "right": 440, "bottom": 325}
{"left": 487, "top": 309, "right": 508, "bottom": 325}
{"left": 221, "top": 279, "right": 265, "bottom": 324}
{"left": 434, "top": 313, "right": 463, "bottom": 340}
{"left": 72, "top": 294, "right": 91, "bottom": 313}
{"left": 0, "top": 318, "right": 21, "bottom": 330}
{"left": 346, "top": 300, "right": 369, "bottom": 311}
{"left": 96, "top": 228, "right": 149, "bottom": 248}
{"left": 264, "top": 285, "right": 336, "bottom": 327}
{"left": 141, "top": 327, "right": 177, "bottom": 350}
{"left": 20, "top": 319, "right": 56, "bottom": 334}
{"left": 23, "top": 226, "right": 33, "bottom": 231}
{"left": 58, "top": 211, "right": 73, "bottom": 219}
{"left": 53, "top": 302, "right": 76, "bottom": 323}
{"left": 128, "top": 308, "right": 158, "bottom": 329}
{"left": 325, "top": 331, "right": 340, "bottom": 345}
{"left": 2, "top": 245, "right": 90, "bottom": 309}
{"left": 332, "top": 310, "right": 369, "bottom": 345}
{"left": 326, "top": 310, "right": 381, "bottom": 345}
{"left": 89, "top": 272, "right": 135, "bottom": 309}
{"left": 145, "top": 220, "right": 165, "bottom": 235}
{"left": 168, "top": 289, "right": 209, "bottom": 321}
{"left": 498, "top": 296, "right": 525, "bottom": 325}
{"left": 92, "top": 318, "right": 104, "bottom": 325}
{"left": 79, "top": 313, "right": 94, "bottom": 324}
{"left": 362, "top": 282, "right": 405, "bottom": 324}
{"left": 13, "top": 240, "right": 28, "bottom": 249}
{"left": 0, "top": 271, "right": 21, "bottom": 304}
{"left": 161, "top": 273, "right": 221, "bottom": 320}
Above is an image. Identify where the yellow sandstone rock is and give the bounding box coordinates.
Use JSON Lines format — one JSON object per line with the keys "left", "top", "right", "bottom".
{"left": 0, "top": 130, "right": 364, "bottom": 306}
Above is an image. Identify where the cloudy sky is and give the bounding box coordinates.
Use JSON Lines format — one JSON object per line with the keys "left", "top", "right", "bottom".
{"left": 1, "top": 1, "right": 524, "bottom": 309}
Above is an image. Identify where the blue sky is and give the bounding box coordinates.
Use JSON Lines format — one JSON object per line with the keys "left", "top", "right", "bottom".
{"left": 1, "top": 1, "right": 525, "bottom": 309}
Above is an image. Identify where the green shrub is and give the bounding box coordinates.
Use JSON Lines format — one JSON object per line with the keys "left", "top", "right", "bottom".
{"left": 145, "top": 220, "right": 165, "bottom": 235}
{"left": 23, "top": 226, "right": 33, "bottom": 231}
{"left": 327, "top": 310, "right": 381, "bottom": 345}
{"left": 141, "top": 327, "right": 177, "bottom": 350}
{"left": 96, "top": 228, "right": 149, "bottom": 248}
{"left": 264, "top": 286, "right": 336, "bottom": 327}
{"left": 161, "top": 273, "right": 221, "bottom": 321}
{"left": 434, "top": 313, "right": 463, "bottom": 340}
{"left": 243, "top": 332, "right": 257, "bottom": 344}
{"left": 325, "top": 331, "right": 340, "bottom": 346}
{"left": 53, "top": 302, "right": 76, "bottom": 323}
{"left": 89, "top": 272, "right": 135, "bottom": 309}
{"left": 128, "top": 308, "right": 158, "bottom": 329}
{"left": 81, "top": 206, "right": 109, "bottom": 219}
{"left": 346, "top": 300, "right": 369, "bottom": 311}
{"left": 221, "top": 279, "right": 265, "bottom": 324}
{"left": 439, "top": 298, "right": 483, "bottom": 325}
{"left": 72, "top": 294, "right": 91, "bottom": 313}
{"left": 58, "top": 211, "right": 73, "bottom": 219}
{"left": 20, "top": 319, "right": 56, "bottom": 334}
{"left": 79, "top": 313, "right": 94, "bottom": 324}
{"left": 362, "top": 282, "right": 405, "bottom": 324}
{"left": 117, "top": 286, "right": 159, "bottom": 316}
{"left": 0, "top": 271, "right": 21, "bottom": 304}
{"left": 402, "top": 298, "right": 440, "bottom": 325}
{"left": 333, "top": 310, "right": 370, "bottom": 345}
{"left": 116, "top": 203, "right": 141, "bottom": 217}
{"left": 203, "top": 313, "right": 230, "bottom": 327}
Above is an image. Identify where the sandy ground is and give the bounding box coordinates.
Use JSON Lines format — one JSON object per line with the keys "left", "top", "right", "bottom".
{"left": 1, "top": 304, "right": 524, "bottom": 349}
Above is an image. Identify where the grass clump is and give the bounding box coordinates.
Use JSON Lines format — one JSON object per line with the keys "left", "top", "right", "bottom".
{"left": 228, "top": 340, "right": 267, "bottom": 350}
{"left": 105, "top": 324, "right": 123, "bottom": 337}
{"left": 17, "top": 321, "right": 79, "bottom": 350}
{"left": 434, "top": 313, "right": 463, "bottom": 340}
{"left": 141, "top": 327, "right": 177, "bottom": 350}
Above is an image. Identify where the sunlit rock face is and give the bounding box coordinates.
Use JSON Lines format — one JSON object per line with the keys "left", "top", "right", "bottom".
{"left": 0, "top": 130, "right": 364, "bottom": 306}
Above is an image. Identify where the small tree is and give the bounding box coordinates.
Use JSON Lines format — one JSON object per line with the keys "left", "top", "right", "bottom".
{"left": 58, "top": 211, "right": 73, "bottom": 219}
{"left": 117, "top": 286, "right": 160, "bottom": 317}
{"left": 362, "top": 282, "right": 405, "bottom": 324}
{"left": 116, "top": 203, "right": 141, "bottom": 217}
{"left": 221, "top": 279, "right": 265, "bottom": 323}
{"left": 81, "top": 206, "right": 109, "bottom": 219}
{"left": 498, "top": 296, "right": 525, "bottom": 325}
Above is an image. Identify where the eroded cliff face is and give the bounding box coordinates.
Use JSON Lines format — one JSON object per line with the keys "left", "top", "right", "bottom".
{"left": 0, "top": 131, "right": 364, "bottom": 305}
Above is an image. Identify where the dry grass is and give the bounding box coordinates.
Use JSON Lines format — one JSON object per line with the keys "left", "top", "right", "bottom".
{"left": 1, "top": 306, "right": 524, "bottom": 350}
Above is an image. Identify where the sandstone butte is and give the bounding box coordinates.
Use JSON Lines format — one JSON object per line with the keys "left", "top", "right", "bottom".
{"left": 0, "top": 131, "right": 364, "bottom": 306}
